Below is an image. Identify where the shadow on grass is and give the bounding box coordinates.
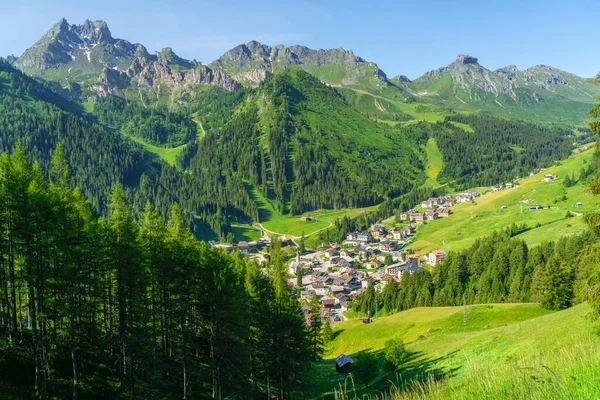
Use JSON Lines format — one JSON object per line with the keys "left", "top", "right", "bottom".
{"left": 312, "top": 349, "right": 460, "bottom": 400}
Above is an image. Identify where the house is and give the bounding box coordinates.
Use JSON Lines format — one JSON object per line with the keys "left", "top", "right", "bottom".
{"left": 457, "top": 191, "right": 480, "bottom": 203}
{"left": 339, "top": 255, "right": 355, "bottom": 268}
{"left": 362, "top": 316, "right": 371, "bottom": 324}
{"left": 492, "top": 184, "right": 502, "bottom": 192}
{"left": 382, "top": 240, "right": 397, "bottom": 251}
{"left": 311, "top": 282, "right": 328, "bottom": 296}
{"left": 238, "top": 241, "right": 249, "bottom": 255}
{"left": 384, "top": 262, "right": 401, "bottom": 276}
{"left": 388, "top": 227, "right": 403, "bottom": 240}
{"left": 437, "top": 208, "right": 450, "bottom": 218}
{"left": 409, "top": 210, "right": 425, "bottom": 223}
{"left": 528, "top": 204, "right": 543, "bottom": 210}
{"left": 322, "top": 298, "right": 336, "bottom": 309}
{"left": 407, "top": 254, "right": 421, "bottom": 265}
{"left": 428, "top": 250, "right": 446, "bottom": 266}
{"left": 345, "top": 232, "right": 372, "bottom": 246}
{"left": 505, "top": 182, "right": 513, "bottom": 189}
{"left": 335, "top": 354, "right": 355, "bottom": 373}
{"left": 425, "top": 208, "right": 438, "bottom": 221}
{"left": 340, "top": 249, "right": 353, "bottom": 257}
{"left": 421, "top": 198, "right": 438, "bottom": 208}
{"left": 326, "top": 248, "right": 340, "bottom": 258}
{"left": 398, "top": 262, "right": 424, "bottom": 280}
{"left": 361, "top": 277, "right": 375, "bottom": 288}
{"left": 330, "top": 286, "right": 345, "bottom": 296}
{"left": 364, "top": 260, "right": 381, "bottom": 270}
{"left": 370, "top": 224, "right": 386, "bottom": 239}
{"left": 543, "top": 174, "right": 557, "bottom": 182}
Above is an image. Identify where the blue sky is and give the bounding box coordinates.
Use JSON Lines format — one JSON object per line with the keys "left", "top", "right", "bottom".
{"left": 1, "top": 0, "right": 599, "bottom": 79}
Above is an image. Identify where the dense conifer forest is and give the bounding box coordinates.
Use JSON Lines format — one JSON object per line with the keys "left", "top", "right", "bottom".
{"left": 0, "top": 145, "right": 313, "bottom": 399}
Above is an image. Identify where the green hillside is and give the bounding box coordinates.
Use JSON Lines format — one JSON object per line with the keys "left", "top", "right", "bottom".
{"left": 410, "top": 145, "right": 599, "bottom": 254}
{"left": 310, "top": 303, "right": 600, "bottom": 399}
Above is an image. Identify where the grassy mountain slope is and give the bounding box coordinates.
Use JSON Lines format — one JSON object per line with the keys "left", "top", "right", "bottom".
{"left": 179, "top": 69, "right": 427, "bottom": 218}
{"left": 310, "top": 303, "right": 599, "bottom": 399}
{"left": 410, "top": 146, "right": 599, "bottom": 254}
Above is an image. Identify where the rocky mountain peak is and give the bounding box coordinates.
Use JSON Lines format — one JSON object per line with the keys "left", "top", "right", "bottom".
{"left": 455, "top": 54, "right": 479, "bottom": 65}
{"left": 79, "top": 19, "right": 112, "bottom": 44}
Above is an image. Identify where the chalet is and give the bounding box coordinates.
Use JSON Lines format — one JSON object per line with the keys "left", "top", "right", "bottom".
{"left": 400, "top": 212, "right": 408, "bottom": 221}
{"left": 338, "top": 256, "right": 355, "bottom": 269}
{"left": 330, "top": 286, "right": 345, "bottom": 296}
{"left": 370, "top": 224, "right": 387, "bottom": 239}
{"left": 238, "top": 241, "right": 249, "bottom": 255}
{"left": 367, "top": 248, "right": 380, "bottom": 257}
{"left": 409, "top": 210, "right": 425, "bottom": 223}
{"left": 398, "top": 262, "right": 424, "bottom": 280}
{"left": 528, "top": 204, "right": 543, "bottom": 210}
{"left": 335, "top": 354, "right": 355, "bottom": 373}
{"left": 505, "top": 182, "right": 513, "bottom": 189}
{"left": 457, "top": 191, "right": 480, "bottom": 203}
{"left": 388, "top": 228, "right": 404, "bottom": 240}
{"left": 428, "top": 250, "right": 446, "bottom": 266}
{"left": 345, "top": 232, "right": 372, "bottom": 246}
{"left": 322, "top": 298, "right": 336, "bottom": 309}
{"left": 492, "top": 184, "right": 502, "bottom": 192}
{"left": 543, "top": 174, "right": 557, "bottom": 182}
{"left": 340, "top": 301, "right": 349, "bottom": 312}
{"left": 340, "top": 249, "right": 353, "bottom": 257}
{"left": 382, "top": 241, "right": 397, "bottom": 251}
{"left": 425, "top": 208, "right": 438, "bottom": 221}
{"left": 407, "top": 254, "right": 421, "bottom": 265}
{"left": 437, "top": 208, "right": 450, "bottom": 218}
{"left": 311, "top": 282, "right": 328, "bottom": 296}
{"left": 333, "top": 275, "right": 356, "bottom": 287}
{"left": 421, "top": 198, "right": 439, "bottom": 208}
{"left": 361, "top": 277, "right": 375, "bottom": 288}
{"left": 326, "top": 248, "right": 340, "bottom": 258}
{"left": 364, "top": 260, "right": 381, "bottom": 270}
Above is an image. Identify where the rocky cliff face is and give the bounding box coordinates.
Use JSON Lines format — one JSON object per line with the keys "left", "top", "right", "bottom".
{"left": 92, "top": 56, "right": 240, "bottom": 102}
{"left": 15, "top": 18, "right": 242, "bottom": 102}
{"left": 209, "top": 41, "right": 389, "bottom": 87}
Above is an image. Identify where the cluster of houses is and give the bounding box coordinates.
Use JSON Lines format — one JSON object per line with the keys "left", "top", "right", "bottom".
{"left": 398, "top": 192, "right": 480, "bottom": 224}
{"left": 492, "top": 182, "right": 520, "bottom": 191}
{"left": 295, "top": 256, "right": 426, "bottom": 324}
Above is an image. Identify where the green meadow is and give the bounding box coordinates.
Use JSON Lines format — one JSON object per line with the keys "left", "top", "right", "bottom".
{"left": 409, "top": 146, "right": 599, "bottom": 254}
{"left": 310, "top": 303, "right": 600, "bottom": 399}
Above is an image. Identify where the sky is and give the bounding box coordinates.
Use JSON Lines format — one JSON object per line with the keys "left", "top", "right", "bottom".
{"left": 1, "top": 0, "right": 599, "bottom": 79}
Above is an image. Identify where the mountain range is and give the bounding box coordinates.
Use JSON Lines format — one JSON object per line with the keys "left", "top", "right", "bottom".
{"left": 11, "top": 18, "right": 600, "bottom": 125}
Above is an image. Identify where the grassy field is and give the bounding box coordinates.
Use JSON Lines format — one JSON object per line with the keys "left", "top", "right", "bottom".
{"left": 124, "top": 133, "right": 187, "bottom": 166}
{"left": 309, "top": 303, "right": 600, "bottom": 399}
{"left": 231, "top": 224, "right": 263, "bottom": 242}
{"left": 409, "top": 146, "right": 599, "bottom": 254}
{"left": 245, "top": 182, "right": 377, "bottom": 238}
{"left": 423, "top": 138, "right": 443, "bottom": 188}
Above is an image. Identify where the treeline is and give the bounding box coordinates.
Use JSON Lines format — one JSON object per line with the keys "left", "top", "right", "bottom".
{"left": 434, "top": 116, "right": 577, "bottom": 188}
{"left": 0, "top": 146, "right": 313, "bottom": 399}
{"left": 93, "top": 96, "right": 197, "bottom": 147}
{"left": 0, "top": 61, "right": 255, "bottom": 239}
{"left": 355, "top": 230, "right": 598, "bottom": 316}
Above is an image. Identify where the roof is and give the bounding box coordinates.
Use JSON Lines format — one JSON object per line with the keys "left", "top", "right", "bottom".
{"left": 335, "top": 354, "right": 354, "bottom": 368}
{"left": 431, "top": 250, "right": 446, "bottom": 255}
{"left": 322, "top": 299, "right": 336, "bottom": 306}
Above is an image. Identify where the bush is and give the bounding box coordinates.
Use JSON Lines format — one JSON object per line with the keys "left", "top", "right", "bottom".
{"left": 352, "top": 354, "right": 379, "bottom": 385}
{"left": 383, "top": 337, "right": 408, "bottom": 369}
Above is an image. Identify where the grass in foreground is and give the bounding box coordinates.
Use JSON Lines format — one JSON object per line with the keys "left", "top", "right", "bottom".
{"left": 310, "top": 303, "right": 599, "bottom": 399}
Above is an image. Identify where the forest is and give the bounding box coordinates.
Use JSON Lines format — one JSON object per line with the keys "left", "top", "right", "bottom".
{"left": 0, "top": 145, "right": 314, "bottom": 399}
{"left": 93, "top": 96, "right": 198, "bottom": 147}
{"left": 0, "top": 60, "right": 259, "bottom": 239}
{"left": 354, "top": 230, "right": 599, "bottom": 317}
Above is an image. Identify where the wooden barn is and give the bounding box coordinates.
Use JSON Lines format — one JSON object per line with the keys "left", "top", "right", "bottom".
{"left": 335, "top": 354, "right": 355, "bottom": 373}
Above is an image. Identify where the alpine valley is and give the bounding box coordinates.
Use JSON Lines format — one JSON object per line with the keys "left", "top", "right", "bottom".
{"left": 1, "top": 16, "right": 600, "bottom": 400}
